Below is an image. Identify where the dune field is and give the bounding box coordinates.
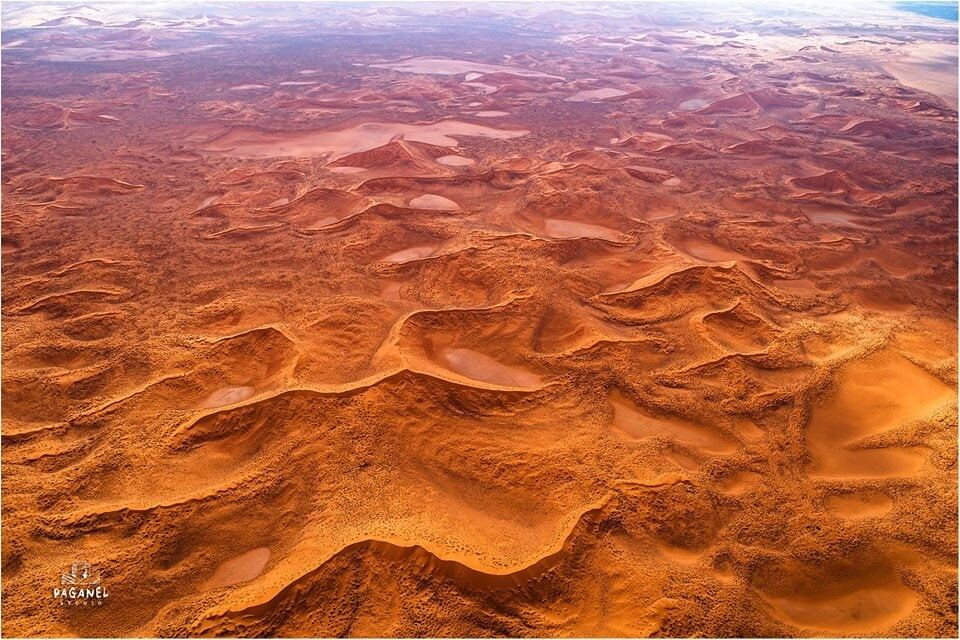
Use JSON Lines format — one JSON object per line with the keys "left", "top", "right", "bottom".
{"left": 1, "top": 1, "right": 958, "bottom": 637}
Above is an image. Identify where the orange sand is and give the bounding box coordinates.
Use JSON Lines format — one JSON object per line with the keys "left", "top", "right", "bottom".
{"left": 1, "top": 2, "right": 957, "bottom": 638}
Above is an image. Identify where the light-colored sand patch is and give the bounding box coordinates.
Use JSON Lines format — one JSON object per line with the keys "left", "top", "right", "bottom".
{"left": 306, "top": 216, "right": 343, "bottom": 230}
{"left": 825, "top": 493, "right": 894, "bottom": 519}
{"left": 862, "top": 245, "right": 920, "bottom": 278}
{"left": 679, "top": 98, "right": 710, "bottom": 111}
{"left": 718, "top": 470, "right": 761, "bottom": 495}
{"left": 204, "top": 547, "right": 271, "bottom": 590}
{"left": 657, "top": 544, "right": 704, "bottom": 565}
{"left": 566, "top": 87, "right": 628, "bottom": 102}
{"left": 883, "top": 42, "right": 958, "bottom": 109}
{"left": 803, "top": 205, "right": 869, "bottom": 227}
{"left": 734, "top": 418, "right": 765, "bottom": 442}
{"left": 667, "top": 452, "right": 701, "bottom": 471}
{"left": 765, "top": 586, "right": 918, "bottom": 634}
{"left": 278, "top": 81, "right": 317, "bottom": 86}
{"left": 201, "top": 121, "right": 529, "bottom": 160}
{"left": 371, "top": 56, "right": 561, "bottom": 79}
{"left": 191, "top": 194, "right": 221, "bottom": 213}
{"left": 200, "top": 385, "right": 256, "bottom": 409}
{"left": 610, "top": 392, "right": 736, "bottom": 454}
{"left": 229, "top": 84, "right": 269, "bottom": 91}
{"left": 807, "top": 351, "right": 951, "bottom": 478}
{"left": 544, "top": 219, "right": 621, "bottom": 241}
{"left": 442, "top": 348, "right": 542, "bottom": 387}
{"left": 472, "top": 110, "right": 509, "bottom": 117}
{"left": 409, "top": 194, "right": 459, "bottom": 210}
{"left": 436, "top": 155, "right": 475, "bottom": 166}
{"left": 677, "top": 238, "right": 748, "bottom": 262}
{"left": 382, "top": 246, "right": 438, "bottom": 263}
{"left": 328, "top": 166, "right": 367, "bottom": 174}
{"left": 464, "top": 72, "right": 483, "bottom": 81}
{"left": 39, "top": 47, "right": 174, "bottom": 62}
{"left": 640, "top": 204, "right": 680, "bottom": 220}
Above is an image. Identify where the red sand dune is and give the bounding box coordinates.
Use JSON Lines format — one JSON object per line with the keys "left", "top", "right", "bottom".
{"left": 1, "top": 1, "right": 957, "bottom": 638}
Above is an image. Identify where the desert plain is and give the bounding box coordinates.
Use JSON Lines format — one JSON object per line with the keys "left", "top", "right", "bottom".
{"left": 0, "top": 1, "right": 958, "bottom": 637}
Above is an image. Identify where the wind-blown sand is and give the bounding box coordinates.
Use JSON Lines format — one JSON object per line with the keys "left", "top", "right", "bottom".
{"left": 201, "top": 121, "right": 529, "bottom": 160}
{"left": 565, "top": 87, "right": 628, "bottom": 102}
{"left": 1, "top": 1, "right": 956, "bottom": 638}
{"left": 435, "top": 154, "right": 475, "bottom": 166}
{"left": 409, "top": 194, "right": 459, "bottom": 210}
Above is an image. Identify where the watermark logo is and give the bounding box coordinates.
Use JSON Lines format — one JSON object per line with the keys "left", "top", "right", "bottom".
{"left": 52, "top": 561, "right": 109, "bottom": 606}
